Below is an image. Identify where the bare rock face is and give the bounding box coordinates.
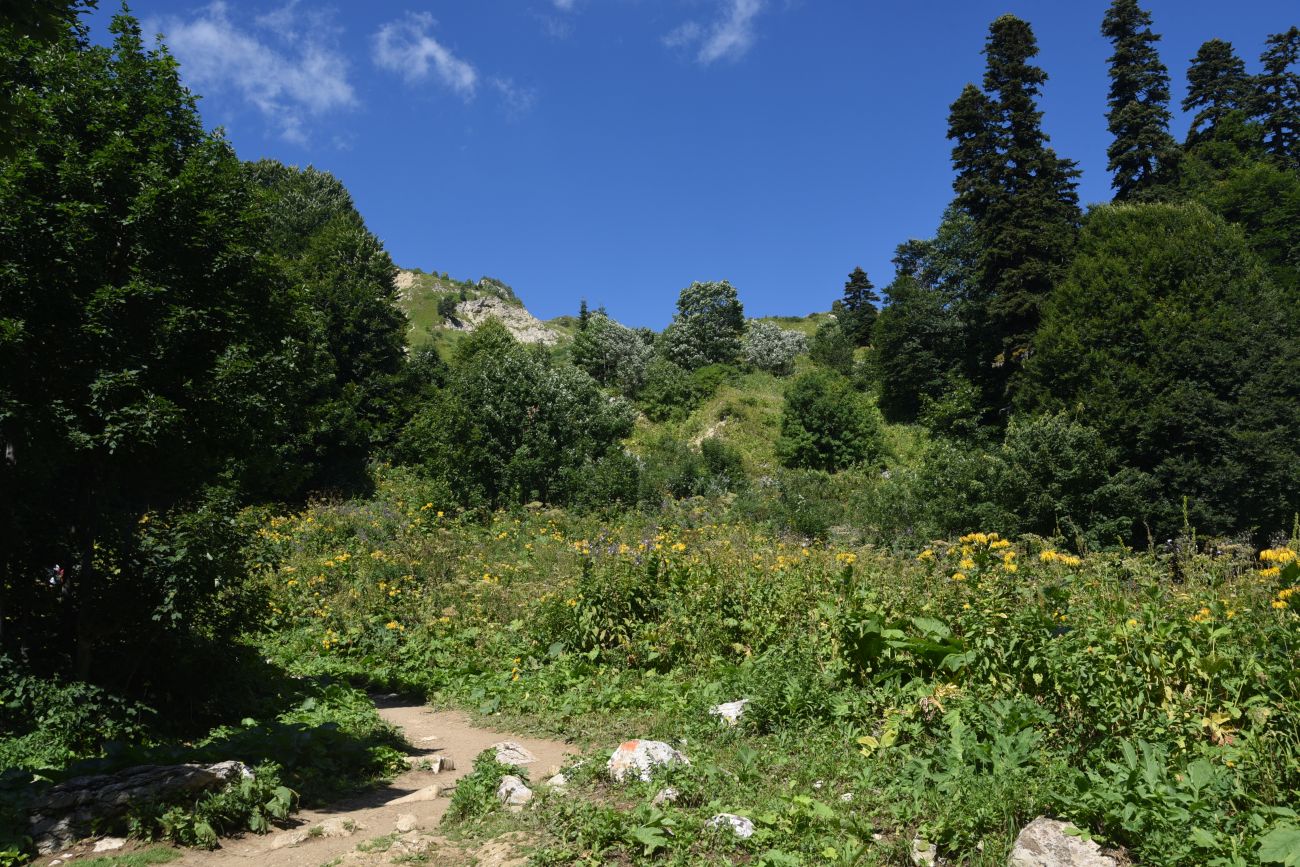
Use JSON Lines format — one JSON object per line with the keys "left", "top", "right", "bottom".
{"left": 1008, "top": 817, "right": 1118, "bottom": 867}
{"left": 450, "top": 297, "right": 558, "bottom": 345}
{"left": 30, "top": 761, "right": 251, "bottom": 854}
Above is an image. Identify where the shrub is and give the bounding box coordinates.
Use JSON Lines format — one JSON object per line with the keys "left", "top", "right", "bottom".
{"left": 638, "top": 358, "right": 698, "bottom": 422}
{"left": 808, "top": 319, "right": 855, "bottom": 374}
{"left": 571, "top": 313, "right": 653, "bottom": 394}
{"left": 742, "top": 321, "right": 807, "bottom": 375}
{"left": 777, "top": 371, "right": 884, "bottom": 473}
{"left": 659, "top": 281, "right": 745, "bottom": 370}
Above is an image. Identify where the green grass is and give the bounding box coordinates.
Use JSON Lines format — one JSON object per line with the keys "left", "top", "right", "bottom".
{"left": 71, "top": 847, "right": 181, "bottom": 867}
{"left": 248, "top": 471, "right": 1300, "bottom": 865}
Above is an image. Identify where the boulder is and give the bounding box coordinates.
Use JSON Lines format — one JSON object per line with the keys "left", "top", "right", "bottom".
{"left": 708, "top": 699, "right": 750, "bottom": 726}
{"left": 911, "top": 836, "right": 937, "bottom": 866}
{"left": 394, "top": 813, "right": 418, "bottom": 833}
{"left": 607, "top": 740, "right": 690, "bottom": 783}
{"left": 492, "top": 741, "right": 537, "bottom": 766}
{"left": 1008, "top": 817, "right": 1118, "bottom": 867}
{"left": 497, "top": 775, "right": 533, "bottom": 807}
{"left": 29, "top": 761, "right": 251, "bottom": 854}
{"left": 706, "top": 813, "right": 755, "bottom": 839}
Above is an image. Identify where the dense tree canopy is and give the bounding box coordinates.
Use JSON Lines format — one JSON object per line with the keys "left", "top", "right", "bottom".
{"left": 1022, "top": 203, "right": 1300, "bottom": 537}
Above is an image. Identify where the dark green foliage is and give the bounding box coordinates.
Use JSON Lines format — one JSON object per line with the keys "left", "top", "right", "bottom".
{"left": 835, "top": 267, "right": 880, "bottom": 346}
{"left": 436, "top": 293, "right": 458, "bottom": 322}
{"left": 637, "top": 433, "right": 745, "bottom": 501}
{"left": 246, "top": 160, "right": 410, "bottom": 495}
{"left": 808, "top": 319, "right": 855, "bottom": 374}
{"left": 637, "top": 357, "right": 697, "bottom": 422}
{"left": 1256, "top": 27, "right": 1300, "bottom": 164}
{"left": 448, "top": 750, "right": 520, "bottom": 823}
{"left": 1101, "top": 0, "right": 1178, "bottom": 198}
{"left": 1183, "top": 39, "right": 1253, "bottom": 144}
{"left": 995, "top": 413, "right": 1148, "bottom": 545}
{"left": 777, "top": 370, "right": 883, "bottom": 473}
{"left": 0, "top": 14, "right": 327, "bottom": 679}
{"left": 395, "top": 322, "right": 634, "bottom": 509}
{"left": 1022, "top": 203, "right": 1300, "bottom": 537}
{"left": 947, "top": 15, "right": 1081, "bottom": 406}
{"left": 871, "top": 276, "right": 964, "bottom": 423}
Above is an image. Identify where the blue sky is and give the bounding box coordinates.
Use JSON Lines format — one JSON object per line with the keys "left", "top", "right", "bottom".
{"left": 88, "top": 1, "right": 1297, "bottom": 328}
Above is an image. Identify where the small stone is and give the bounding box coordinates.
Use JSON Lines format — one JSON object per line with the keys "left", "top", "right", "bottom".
{"left": 911, "top": 836, "right": 937, "bottom": 867}
{"left": 706, "top": 813, "right": 755, "bottom": 839}
{"left": 271, "top": 829, "right": 310, "bottom": 849}
{"left": 812, "top": 780, "right": 824, "bottom": 790}
{"left": 651, "top": 786, "right": 679, "bottom": 806}
{"left": 841, "top": 792, "right": 855, "bottom": 802}
{"left": 1008, "top": 817, "right": 1118, "bottom": 867}
{"left": 497, "top": 775, "right": 533, "bottom": 807}
{"left": 493, "top": 741, "right": 537, "bottom": 766}
{"left": 93, "top": 837, "right": 126, "bottom": 853}
{"left": 546, "top": 772, "right": 569, "bottom": 788}
{"left": 386, "top": 784, "right": 442, "bottom": 805}
{"left": 394, "top": 814, "right": 418, "bottom": 833}
{"left": 316, "top": 817, "right": 356, "bottom": 838}
{"left": 607, "top": 740, "right": 690, "bottom": 783}
{"left": 708, "top": 699, "right": 750, "bottom": 726}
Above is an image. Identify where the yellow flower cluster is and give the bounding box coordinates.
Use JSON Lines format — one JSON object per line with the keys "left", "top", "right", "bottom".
{"left": 1272, "top": 587, "right": 1296, "bottom": 610}
{"left": 1259, "top": 547, "right": 1297, "bottom": 564}
{"left": 1040, "top": 550, "right": 1083, "bottom": 567}
{"left": 835, "top": 551, "right": 858, "bottom": 565}
{"left": 959, "top": 532, "right": 999, "bottom": 545}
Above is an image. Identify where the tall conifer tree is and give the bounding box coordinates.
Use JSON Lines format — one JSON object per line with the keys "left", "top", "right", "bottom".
{"left": 1257, "top": 27, "right": 1300, "bottom": 163}
{"left": 837, "top": 267, "right": 880, "bottom": 346}
{"left": 946, "top": 14, "right": 1080, "bottom": 408}
{"left": 1183, "top": 39, "right": 1252, "bottom": 143}
{"left": 1102, "top": 0, "right": 1177, "bottom": 198}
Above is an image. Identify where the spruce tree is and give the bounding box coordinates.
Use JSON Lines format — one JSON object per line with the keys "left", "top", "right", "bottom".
{"left": 1183, "top": 39, "right": 1252, "bottom": 143}
{"left": 837, "top": 267, "right": 880, "bottom": 346}
{"left": 578, "top": 298, "right": 590, "bottom": 330}
{"left": 946, "top": 14, "right": 1080, "bottom": 409}
{"left": 1256, "top": 27, "right": 1300, "bottom": 163}
{"left": 1101, "top": 0, "right": 1177, "bottom": 198}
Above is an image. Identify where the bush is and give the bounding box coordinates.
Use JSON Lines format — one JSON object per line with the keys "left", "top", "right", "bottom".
{"left": 571, "top": 313, "right": 653, "bottom": 394}
{"left": 777, "top": 371, "right": 884, "bottom": 473}
{"left": 808, "top": 319, "right": 855, "bottom": 374}
{"left": 638, "top": 358, "right": 698, "bottom": 422}
{"left": 742, "top": 321, "right": 807, "bottom": 375}
{"left": 395, "top": 321, "right": 634, "bottom": 509}
{"left": 659, "top": 281, "right": 745, "bottom": 370}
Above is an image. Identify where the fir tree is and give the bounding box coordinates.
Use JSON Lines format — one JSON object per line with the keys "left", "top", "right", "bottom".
{"left": 837, "top": 267, "right": 880, "bottom": 346}
{"left": 1101, "top": 0, "right": 1177, "bottom": 198}
{"left": 1256, "top": 27, "right": 1300, "bottom": 163}
{"left": 1183, "top": 39, "right": 1252, "bottom": 143}
{"left": 578, "top": 298, "right": 590, "bottom": 331}
{"left": 946, "top": 14, "right": 1080, "bottom": 408}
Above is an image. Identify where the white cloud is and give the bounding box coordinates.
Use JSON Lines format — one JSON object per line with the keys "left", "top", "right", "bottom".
{"left": 153, "top": 1, "right": 354, "bottom": 144}
{"left": 551, "top": 0, "right": 578, "bottom": 10}
{"left": 372, "top": 12, "right": 477, "bottom": 98}
{"left": 665, "top": 0, "right": 765, "bottom": 65}
{"left": 492, "top": 77, "right": 537, "bottom": 118}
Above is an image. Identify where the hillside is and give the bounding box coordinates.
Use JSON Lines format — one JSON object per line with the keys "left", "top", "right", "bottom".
{"left": 396, "top": 268, "right": 560, "bottom": 354}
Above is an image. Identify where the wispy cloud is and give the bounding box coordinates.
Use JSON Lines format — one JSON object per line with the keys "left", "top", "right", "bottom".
{"left": 551, "top": 0, "right": 578, "bottom": 10}
{"left": 372, "top": 12, "right": 477, "bottom": 98}
{"left": 153, "top": 1, "right": 354, "bottom": 144}
{"left": 665, "top": 0, "right": 765, "bottom": 65}
{"left": 492, "top": 78, "right": 538, "bottom": 118}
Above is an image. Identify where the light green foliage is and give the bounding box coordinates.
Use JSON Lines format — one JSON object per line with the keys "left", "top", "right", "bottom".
{"left": 659, "top": 281, "right": 745, "bottom": 370}
{"left": 741, "top": 321, "right": 807, "bottom": 376}
{"left": 447, "top": 750, "right": 521, "bottom": 823}
{"left": 777, "top": 371, "right": 883, "bottom": 473}
{"left": 250, "top": 478, "right": 1300, "bottom": 865}
{"left": 570, "top": 312, "right": 654, "bottom": 394}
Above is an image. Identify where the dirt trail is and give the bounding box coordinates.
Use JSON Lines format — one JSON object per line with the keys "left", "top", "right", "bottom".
{"left": 164, "top": 698, "right": 574, "bottom": 867}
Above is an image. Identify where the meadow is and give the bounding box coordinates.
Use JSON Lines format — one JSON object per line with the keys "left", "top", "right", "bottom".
{"left": 241, "top": 469, "right": 1300, "bottom": 866}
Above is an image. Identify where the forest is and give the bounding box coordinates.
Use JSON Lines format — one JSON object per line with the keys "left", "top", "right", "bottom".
{"left": 1, "top": 1, "right": 1299, "bottom": 865}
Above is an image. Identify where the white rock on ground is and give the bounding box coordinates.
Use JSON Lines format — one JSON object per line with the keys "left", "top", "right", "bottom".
{"left": 911, "top": 836, "right": 937, "bottom": 866}
{"left": 706, "top": 814, "right": 755, "bottom": 839}
{"left": 92, "top": 837, "right": 126, "bottom": 853}
{"left": 1008, "top": 817, "right": 1118, "bottom": 867}
{"left": 497, "top": 775, "right": 533, "bottom": 807}
{"left": 545, "top": 772, "right": 569, "bottom": 788}
{"left": 652, "top": 787, "right": 680, "bottom": 806}
{"left": 708, "top": 699, "right": 750, "bottom": 726}
{"left": 386, "top": 784, "right": 443, "bottom": 805}
{"left": 394, "top": 813, "right": 418, "bottom": 833}
{"left": 608, "top": 740, "right": 690, "bottom": 783}
{"left": 492, "top": 741, "right": 537, "bottom": 766}
{"left": 270, "top": 829, "right": 310, "bottom": 850}
{"left": 316, "top": 817, "right": 356, "bottom": 838}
